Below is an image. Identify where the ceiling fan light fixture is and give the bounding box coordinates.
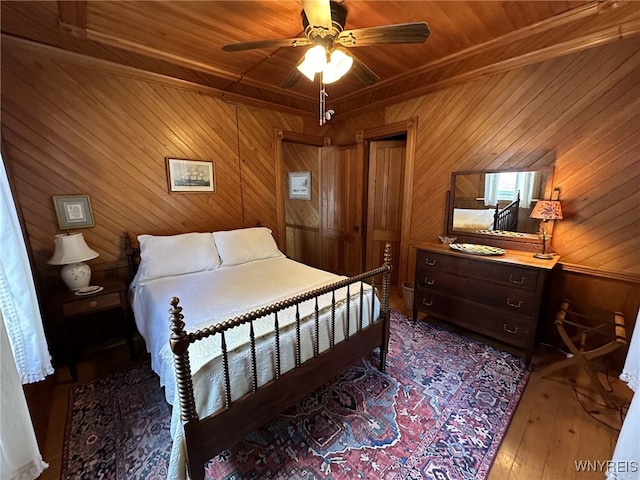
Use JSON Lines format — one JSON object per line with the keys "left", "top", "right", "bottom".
{"left": 225, "top": 1, "right": 431, "bottom": 90}
{"left": 322, "top": 49, "right": 353, "bottom": 83}
{"left": 297, "top": 44, "right": 327, "bottom": 81}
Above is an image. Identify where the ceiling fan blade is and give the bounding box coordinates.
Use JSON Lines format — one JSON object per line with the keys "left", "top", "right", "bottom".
{"left": 281, "top": 66, "right": 304, "bottom": 89}
{"left": 301, "top": 0, "right": 332, "bottom": 30}
{"left": 348, "top": 52, "right": 380, "bottom": 87}
{"left": 337, "top": 22, "right": 430, "bottom": 47}
{"left": 222, "top": 37, "right": 311, "bottom": 52}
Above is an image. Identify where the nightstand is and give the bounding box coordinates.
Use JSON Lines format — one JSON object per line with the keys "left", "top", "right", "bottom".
{"left": 57, "top": 278, "right": 135, "bottom": 381}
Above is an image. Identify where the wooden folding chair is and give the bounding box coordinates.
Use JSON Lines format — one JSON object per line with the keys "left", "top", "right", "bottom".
{"left": 537, "top": 299, "right": 627, "bottom": 408}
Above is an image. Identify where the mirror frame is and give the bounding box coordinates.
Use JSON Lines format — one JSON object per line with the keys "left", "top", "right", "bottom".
{"left": 445, "top": 166, "right": 555, "bottom": 251}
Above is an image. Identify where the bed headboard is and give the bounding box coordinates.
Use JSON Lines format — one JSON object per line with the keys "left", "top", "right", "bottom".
{"left": 124, "top": 232, "right": 140, "bottom": 279}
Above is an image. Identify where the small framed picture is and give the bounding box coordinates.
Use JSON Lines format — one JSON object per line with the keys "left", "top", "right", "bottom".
{"left": 52, "top": 195, "right": 95, "bottom": 230}
{"left": 166, "top": 158, "right": 215, "bottom": 193}
{"left": 289, "top": 171, "right": 311, "bottom": 200}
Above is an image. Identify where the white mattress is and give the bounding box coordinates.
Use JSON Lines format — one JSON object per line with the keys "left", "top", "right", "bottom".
{"left": 130, "top": 256, "right": 380, "bottom": 480}
{"left": 453, "top": 207, "right": 495, "bottom": 230}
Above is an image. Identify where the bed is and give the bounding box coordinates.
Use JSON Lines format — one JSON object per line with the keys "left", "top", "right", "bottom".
{"left": 452, "top": 194, "right": 520, "bottom": 232}
{"left": 452, "top": 207, "right": 496, "bottom": 230}
{"left": 124, "top": 228, "right": 392, "bottom": 480}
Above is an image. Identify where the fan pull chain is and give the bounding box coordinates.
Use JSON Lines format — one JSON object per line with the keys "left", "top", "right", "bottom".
{"left": 319, "top": 81, "right": 328, "bottom": 126}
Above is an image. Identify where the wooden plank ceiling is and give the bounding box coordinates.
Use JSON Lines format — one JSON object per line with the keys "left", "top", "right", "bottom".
{"left": 3, "top": 1, "right": 638, "bottom": 118}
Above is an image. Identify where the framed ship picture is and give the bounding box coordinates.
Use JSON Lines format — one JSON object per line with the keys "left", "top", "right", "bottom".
{"left": 166, "top": 158, "right": 215, "bottom": 193}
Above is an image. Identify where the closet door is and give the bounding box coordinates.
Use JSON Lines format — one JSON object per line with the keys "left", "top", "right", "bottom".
{"left": 321, "top": 145, "right": 363, "bottom": 276}
{"left": 365, "top": 139, "right": 406, "bottom": 286}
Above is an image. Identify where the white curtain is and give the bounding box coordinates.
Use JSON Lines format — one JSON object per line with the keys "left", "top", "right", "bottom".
{"left": 0, "top": 155, "right": 53, "bottom": 383}
{"left": 0, "top": 154, "right": 52, "bottom": 479}
{"left": 607, "top": 308, "right": 639, "bottom": 480}
{"left": 0, "top": 311, "right": 48, "bottom": 480}
{"left": 484, "top": 173, "right": 499, "bottom": 206}
{"left": 484, "top": 171, "right": 540, "bottom": 208}
{"left": 514, "top": 171, "right": 538, "bottom": 209}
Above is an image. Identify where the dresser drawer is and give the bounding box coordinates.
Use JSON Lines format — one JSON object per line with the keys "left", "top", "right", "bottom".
{"left": 416, "top": 249, "right": 539, "bottom": 290}
{"left": 416, "top": 250, "right": 464, "bottom": 272}
{"left": 472, "top": 308, "right": 534, "bottom": 348}
{"left": 415, "top": 269, "right": 535, "bottom": 316}
{"left": 62, "top": 292, "right": 122, "bottom": 317}
{"left": 485, "top": 264, "right": 539, "bottom": 290}
{"left": 414, "top": 246, "right": 558, "bottom": 363}
{"left": 414, "top": 288, "right": 533, "bottom": 348}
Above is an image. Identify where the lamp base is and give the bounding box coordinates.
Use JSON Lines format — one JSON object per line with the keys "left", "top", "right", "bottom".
{"left": 60, "top": 262, "right": 92, "bottom": 291}
{"left": 533, "top": 252, "right": 555, "bottom": 260}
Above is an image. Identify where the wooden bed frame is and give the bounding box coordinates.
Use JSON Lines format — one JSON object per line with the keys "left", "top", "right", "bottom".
{"left": 124, "top": 233, "right": 393, "bottom": 480}
{"left": 493, "top": 191, "right": 520, "bottom": 231}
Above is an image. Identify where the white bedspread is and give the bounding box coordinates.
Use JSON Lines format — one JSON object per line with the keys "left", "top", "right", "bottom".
{"left": 453, "top": 208, "right": 495, "bottom": 230}
{"left": 130, "top": 257, "right": 380, "bottom": 479}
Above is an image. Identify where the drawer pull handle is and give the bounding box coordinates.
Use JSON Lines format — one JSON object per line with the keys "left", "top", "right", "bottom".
{"left": 424, "top": 258, "right": 436, "bottom": 266}
{"left": 88, "top": 300, "right": 99, "bottom": 309}
{"left": 509, "top": 275, "right": 526, "bottom": 285}
{"left": 424, "top": 277, "right": 435, "bottom": 286}
{"left": 503, "top": 324, "right": 519, "bottom": 335}
{"left": 506, "top": 298, "right": 522, "bottom": 308}
{"left": 422, "top": 299, "right": 434, "bottom": 307}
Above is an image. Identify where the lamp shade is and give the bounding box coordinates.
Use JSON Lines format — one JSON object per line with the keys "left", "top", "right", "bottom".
{"left": 530, "top": 200, "right": 563, "bottom": 220}
{"left": 322, "top": 49, "right": 353, "bottom": 84}
{"left": 297, "top": 45, "right": 327, "bottom": 81}
{"left": 297, "top": 46, "right": 354, "bottom": 84}
{"left": 48, "top": 233, "right": 99, "bottom": 265}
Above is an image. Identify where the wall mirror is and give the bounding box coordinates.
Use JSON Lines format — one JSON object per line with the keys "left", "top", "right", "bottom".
{"left": 446, "top": 167, "right": 555, "bottom": 248}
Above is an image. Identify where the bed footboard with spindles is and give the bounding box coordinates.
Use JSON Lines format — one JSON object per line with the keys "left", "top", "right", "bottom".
{"left": 169, "top": 244, "right": 393, "bottom": 480}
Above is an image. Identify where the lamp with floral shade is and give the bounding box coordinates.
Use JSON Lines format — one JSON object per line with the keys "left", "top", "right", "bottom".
{"left": 530, "top": 200, "right": 563, "bottom": 259}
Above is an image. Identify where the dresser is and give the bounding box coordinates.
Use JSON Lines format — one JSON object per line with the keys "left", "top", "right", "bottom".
{"left": 413, "top": 243, "right": 559, "bottom": 363}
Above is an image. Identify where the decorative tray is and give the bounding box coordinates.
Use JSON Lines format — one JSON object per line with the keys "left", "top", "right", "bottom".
{"left": 75, "top": 285, "right": 104, "bottom": 296}
{"left": 449, "top": 243, "right": 506, "bottom": 256}
{"left": 475, "top": 230, "right": 524, "bottom": 237}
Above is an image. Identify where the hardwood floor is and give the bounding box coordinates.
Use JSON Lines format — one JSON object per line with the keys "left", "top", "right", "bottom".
{"left": 489, "top": 368, "right": 629, "bottom": 480}
{"left": 33, "top": 287, "right": 631, "bottom": 480}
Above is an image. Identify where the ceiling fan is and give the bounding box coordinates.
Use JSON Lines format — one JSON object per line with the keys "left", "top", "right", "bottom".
{"left": 222, "top": 0, "right": 430, "bottom": 89}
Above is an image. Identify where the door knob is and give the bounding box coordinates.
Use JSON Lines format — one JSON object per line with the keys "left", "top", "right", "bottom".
{"left": 354, "top": 225, "right": 360, "bottom": 233}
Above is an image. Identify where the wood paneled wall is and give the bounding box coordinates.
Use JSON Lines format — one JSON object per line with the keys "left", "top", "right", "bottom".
{"left": 237, "top": 105, "right": 303, "bottom": 231}
{"left": 382, "top": 36, "right": 639, "bottom": 357}
{"left": 545, "top": 266, "right": 640, "bottom": 369}
{"left": 283, "top": 142, "right": 321, "bottom": 268}
{"left": 1, "top": 44, "right": 302, "bottom": 286}
{"left": 1, "top": 19, "right": 638, "bottom": 365}
{"left": 303, "top": 109, "right": 385, "bottom": 146}
{"left": 385, "top": 36, "right": 639, "bottom": 275}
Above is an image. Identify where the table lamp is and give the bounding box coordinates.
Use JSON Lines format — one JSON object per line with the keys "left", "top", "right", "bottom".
{"left": 48, "top": 232, "right": 99, "bottom": 290}
{"left": 530, "top": 200, "right": 563, "bottom": 259}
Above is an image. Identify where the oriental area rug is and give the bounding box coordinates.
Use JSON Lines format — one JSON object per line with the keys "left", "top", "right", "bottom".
{"left": 62, "top": 311, "right": 529, "bottom": 480}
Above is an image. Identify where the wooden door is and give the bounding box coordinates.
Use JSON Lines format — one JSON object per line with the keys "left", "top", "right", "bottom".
{"left": 321, "top": 145, "right": 363, "bottom": 276}
{"left": 365, "top": 139, "right": 406, "bottom": 285}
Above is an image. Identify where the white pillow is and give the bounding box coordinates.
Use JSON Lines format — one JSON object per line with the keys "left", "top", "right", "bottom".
{"left": 137, "top": 232, "right": 220, "bottom": 282}
{"left": 214, "top": 227, "right": 284, "bottom": 266}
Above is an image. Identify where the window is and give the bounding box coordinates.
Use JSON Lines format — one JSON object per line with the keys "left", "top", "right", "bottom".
{"left": 484, "top": 171, "right": 540, "bottom": 208}
{"left": 495, "top": 172, "right": 518, "bottom": 201}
